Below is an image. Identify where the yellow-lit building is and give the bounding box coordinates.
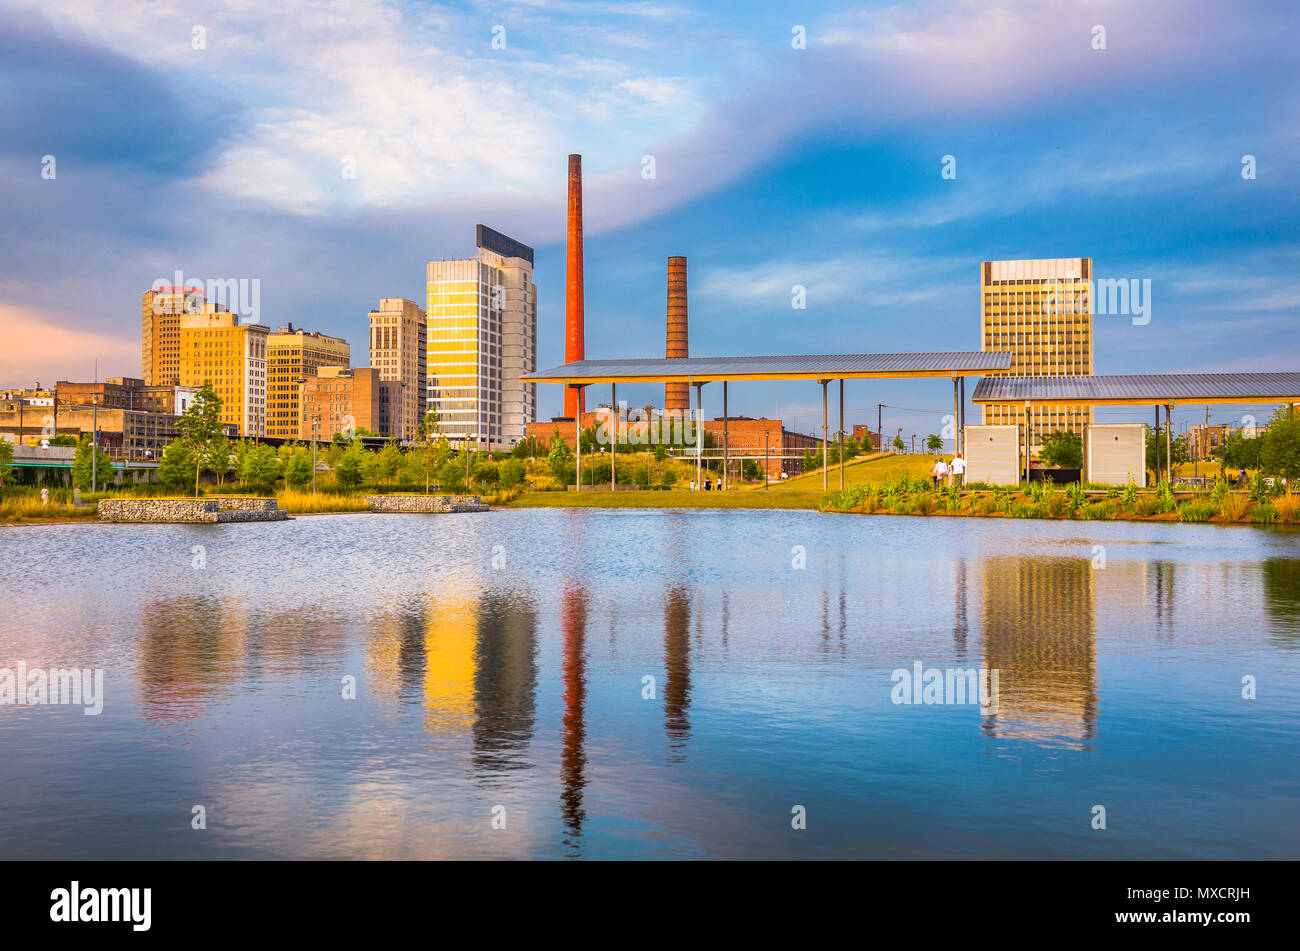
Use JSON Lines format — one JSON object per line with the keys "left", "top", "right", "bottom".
{"left": 426, "top": 225, "right": 536, "bottom": 449}
{"left": 266, "top": 324, "right": 350, "bottom": 439}
{"left": 142, "top": 286, "right": 227, "bottom": 386}
{"left": 367, "top": 298, "right": 426, "bottom": 442}
{"left": 178, "top": 312, "right": 269, "bottom": 437}
{"left": 980, "top": 258, "right": 1094, "bottom": 450}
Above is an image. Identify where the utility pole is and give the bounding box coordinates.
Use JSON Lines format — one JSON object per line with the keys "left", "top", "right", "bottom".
{"left": 877, "top": 404, "right": 884, "bottom": 452}
{"left": 764, "top": 429, "right": 769, "bottom": 490}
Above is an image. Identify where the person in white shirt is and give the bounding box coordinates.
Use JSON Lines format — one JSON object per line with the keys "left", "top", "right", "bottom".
{"left": 931, "top": 457, "right": 948, "bottom": 487}
{"left": 948, "top": 452, "right": 966, "bottom": 487}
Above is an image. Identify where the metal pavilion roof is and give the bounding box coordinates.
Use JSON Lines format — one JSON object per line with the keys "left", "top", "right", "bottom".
{"left": 524, "top": 351, "right": 1014, "bottom": 384}
{"left": 971, "top": 372, "right": 1300, "bottom": 407}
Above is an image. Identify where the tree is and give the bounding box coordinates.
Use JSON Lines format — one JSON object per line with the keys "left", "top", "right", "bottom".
{"left": 661, "top": 467, "right": 678, "bottom": 488}
{"left": 157, "top": 440, "right": 195, "bottom": 491}
{"left": 206, "top": 433, "right": 233, "bottom": 484}
{"left": 0, "top": 438, "right": 14, "bottom": 496}
{"left": 376, "top": 440, "right": 403, "bottom": 483}
{"left": 474, "top": 459, "right": 499, "bottom": 487}
{"left": 1146, "top": 425, "right": 1189, "bottom": 473}
{"left": 1040, "top": 430, "right": 1083, "bottom": 469}
{"left": 925, "top": 433, "right": 943, "bottom": 453}
{"left": 175, "top": 380, "right": 224, "bottom": 497}
{"left": 409, "top": 409, "right": 447, "bottom": 493}
{"left": 285, "top": 450, "right": 313, "bottom": 490}
{"left": 334, "top": 440, "right": 369, "bottom": 490}
{"left": 892, "top": 434, "right": 906, "bottom": 452}
{"left": 240, "top": 444, "right": 281, "bottom": 493}
{"left": 438, "top": 458, "right": 463, "bottom": 491}
{"left": 72, "top": 435, "right": 114, "bottom": 491}
{"left": 548, "top": 430, "right": 574, "bottom": 482}
{"left": 1260, "top": 407, "right": 1300, "bottom": 491}
{"left": 500, "top": 458, "right": 525, "bottom": 489}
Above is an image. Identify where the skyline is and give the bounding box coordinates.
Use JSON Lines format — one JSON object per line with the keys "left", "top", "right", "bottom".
{"left": 2, "top": 0, "right": 1297, "bottom": 439}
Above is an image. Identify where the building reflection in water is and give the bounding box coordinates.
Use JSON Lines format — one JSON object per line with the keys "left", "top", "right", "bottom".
{"left": 953, "top": 559, "right": 969, "bottom": 660}
{"left": 980, "top": 556, "right": 1098, "bottom": 749}
{"left": 366, "top": 594, "right": 429, "bottom": 702}
{"left": 137, "top": 594, "right": 246, "bottom": 725}
{"left": 1262, "top": 558, "right": 1300, "bottom": 647}
{"left": 471, "top": 591, "right": 538, "bottom": 772}
{"left": 1151, "top": 560, "right": 1176, "bottom": 638}
{"left": 560, "top": 581, "right": 589, "bottom": 851}
{"left": 422, "top": 584, "right": 479, "bottom": 734}
{"left": 664, "top": 584, "right": 692, "bottom": 760}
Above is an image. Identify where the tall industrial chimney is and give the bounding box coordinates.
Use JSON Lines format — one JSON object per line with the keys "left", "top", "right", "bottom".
{"left": 665, "top": 256, "right": 689, "bottom": 412}
{"left": 564, "top": 154, "right": 585, "bottom": 418}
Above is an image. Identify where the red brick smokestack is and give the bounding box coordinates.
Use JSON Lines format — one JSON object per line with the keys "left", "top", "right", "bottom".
{"left": 665, "top": 256, "right": 689, "bottom": 411}
{"left": 564, "top": 154, "right": 585, "bottom": 417}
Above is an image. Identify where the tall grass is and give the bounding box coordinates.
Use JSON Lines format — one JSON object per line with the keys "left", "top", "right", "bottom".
{"left": 1275, "top": 495, "right": 1300, "bottom": 525}
{"left": 1177, "top": 502, "right": 1216, "bottom": 523}
{"left": 0, "top": 497, "right": 93, "bottom": 520}
{"left": 276, "top": 489, "right": 371, "bottom": 513}
{"left": 1218, "top": 494, "right": 1251, "bottom": 522}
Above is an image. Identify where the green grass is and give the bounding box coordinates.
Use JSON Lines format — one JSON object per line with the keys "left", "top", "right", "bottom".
{"left": 751, "top": 452, "right": 942, "bottom": 492}
{"left": 507, "top": 489, "right": 831, "bottom": 510}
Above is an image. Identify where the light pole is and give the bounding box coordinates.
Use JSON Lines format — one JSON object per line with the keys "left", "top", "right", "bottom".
{"left": 91, "top": 395, "right": 98, "bottom": 493}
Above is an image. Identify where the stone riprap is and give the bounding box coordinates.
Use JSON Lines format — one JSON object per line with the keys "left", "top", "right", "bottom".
{"left": 365, "top": 495, "right": 489, "bottom": 514}
{"left": 98, "top": 498, "right": 289, "bottom": 523}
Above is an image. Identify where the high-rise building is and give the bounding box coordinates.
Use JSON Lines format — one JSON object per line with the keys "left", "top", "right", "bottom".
{"left": 178, "top": 312, "right": 269, "bottom": 437}
{"left": 367, "top": 298, "right": 426, "bottom": 441}
{"left": 425, "top": 226, "right": 537, "bottom": 448}
{"left": 298, "top": 367, "right": 397, "bottom": 441}
{"left": 980, "top": 258, "right": 1094, "bottom": 448}
{"left": 266, "top": 324, "right": 350, "bottom": 439}
{"left": 142, "top": 286, "right": 227, "bottom": 386}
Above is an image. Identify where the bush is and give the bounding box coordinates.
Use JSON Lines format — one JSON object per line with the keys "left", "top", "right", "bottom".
{"left": 1252, "top": 502, "right": 1278, "bottom": 524}
{"left": 1082, "top": 501, "right": 1116, "bottom": 520}
{"left": 913, "top": 493, "right": 937, "bottom": 516}
{"left": 1219, "top": 494, "right": 1251, "bottom": 522}
{"left": 1177, "top": 502, "right": 1216, "bottom": 522}
{"left": 500, "top": 458, "right": 525, "bottom": 490}
{"left": 1132, "top": 497, "right": 1161, "bottom": 517}
{"left": 1275, "top": 495, "right": 1300, "bottom": 525}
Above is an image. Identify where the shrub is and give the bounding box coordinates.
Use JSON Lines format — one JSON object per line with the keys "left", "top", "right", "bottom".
{"left": 1219, "top": 494, "right": 1251, "bottom": 522}
{"left": 1119, "top": 481, "right": 1138, "bottom": 508}
{"left": 1042, "top": 491, "right": 1069, "bottom": 518}
{"left": 913, "top": 493, "right": 938, "bottom": 516}
{"left": 1252, "top": 502, "right": 1278, "bottom": 524}
{"left": 1177, "top": 502, "right": 1216, "bottom": 523}
{"left": 891, "top": 499, "right": 916, "bottom": 515}
{"left": 1081, "top": 501, "right": 1115, "bottom": 520}
{"left": 1156, "top": 480, "right": 1177, "bottom": 513}
{"left": 1275, "top": 494, "right": 1300, "bottom": 525}
{"left": 1132, "top": 497, "right": 1161, "bottom": 517}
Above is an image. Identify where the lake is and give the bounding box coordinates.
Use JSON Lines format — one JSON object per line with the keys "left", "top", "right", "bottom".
{"left": 1, "top": 509, "right": 1297, "bottom": 859}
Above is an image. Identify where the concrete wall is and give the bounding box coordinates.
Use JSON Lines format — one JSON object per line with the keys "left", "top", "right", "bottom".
{"left": 963, "top": 425, "right": 1021, "bottom": 486}
{"left": 1085, "top": 424, "right": 1146, "bottom": 486}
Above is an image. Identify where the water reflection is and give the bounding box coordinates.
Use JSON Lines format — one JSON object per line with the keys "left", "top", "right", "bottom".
{"left": 472, "top": 591, "right": 538, "bottom": 772}
{"left": 560, "top": 581, "right": 589, "bottom": 853}
{"left": 664, "top": 585, "right": 692, "bottom": 759}
{"left": 138, "top": 594, "right": 243, "bottom": 725}
{"left": 980, "top": 556, "right": 1098, "bottom": 749}
{"left": 1263, "top": 559, "right": 1300, "bottom": 646}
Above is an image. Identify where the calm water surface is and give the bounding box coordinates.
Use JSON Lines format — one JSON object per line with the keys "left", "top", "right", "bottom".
{"left": 1, "top": 509, "right": 1298, "bottom": 859}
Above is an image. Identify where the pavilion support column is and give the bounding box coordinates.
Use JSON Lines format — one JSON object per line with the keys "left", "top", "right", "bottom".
{"left": 1154, "top": 406, "right": 1160, "bottom": 485}
{"left": 838, "top": 379, "right": 845, "bottom": 491}
{"left": 574, "top": 397, "right": 581, "bottom": 493}
{"left": 723, "top": 381, "right": 729, "bottom": 490}
{"left": 821, "top": 380, "right": 829, "bottom": 492}
{"left": 611, "top": 383, "right": 617, "bottom": 491}
{"left": 695, "top": 382, "right": 704, "bottom": 491}
{"left": 1170, "top": 405, "right": 1180, "bottom": 485}
{"left": 959, "top": 377, "right": 966, "bottom": 454}
{"left": 953, "top": 377, "right": 960, "bottom": 456}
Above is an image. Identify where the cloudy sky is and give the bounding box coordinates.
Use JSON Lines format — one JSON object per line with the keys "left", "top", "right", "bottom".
{"left": 2, "top": 0, "right": 1297, "bottom": 436}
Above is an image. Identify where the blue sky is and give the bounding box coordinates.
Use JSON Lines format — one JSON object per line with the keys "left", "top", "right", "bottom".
{"left": 2, "top": 0, "right": 1297, "bottom": 439}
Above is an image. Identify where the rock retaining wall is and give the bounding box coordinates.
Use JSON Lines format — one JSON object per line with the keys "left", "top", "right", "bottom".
{"left": 98, "top": 499, "right": 288, "bottom": 523}
{"left": 365, "top": 495, "right": 489, "bottom": 513}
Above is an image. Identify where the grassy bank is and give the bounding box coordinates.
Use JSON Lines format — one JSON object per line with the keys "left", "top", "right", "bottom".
{"left": 820, "top": 477, "right": 1300, "bottom": 526}
{"left": 507, "top": 489, "right": 831, "bottom": 510}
